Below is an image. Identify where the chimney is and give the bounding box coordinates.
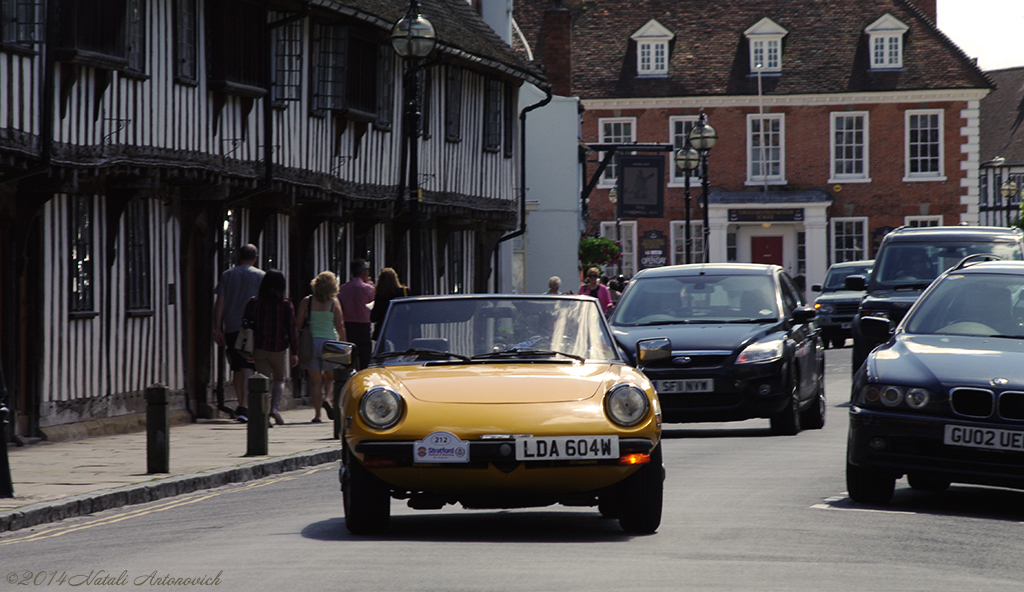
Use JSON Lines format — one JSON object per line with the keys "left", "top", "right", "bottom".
{"left": 542, "top": 2, "right": 572, "bottom": 96}
{"left": 911, "top": 0, "right": 936, "bottom": 23}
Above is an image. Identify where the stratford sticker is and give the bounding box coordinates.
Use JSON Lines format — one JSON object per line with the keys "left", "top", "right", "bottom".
{"left": 413, "top": 431, "right": 470, "bottom": 463}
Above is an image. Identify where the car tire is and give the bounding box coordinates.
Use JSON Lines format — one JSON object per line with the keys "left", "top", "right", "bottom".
{"left": 618, "top": 444, "right": 663, "bottom": 534}
{"left": 846, "top": 461, "right": 895, "bottom": 504}
{"left": 907, "top": 473, "right": 951, "bottom": 492}
{"left": 343, "top": 456, "right": 391, "bottom": 535}
{"left": 800, "top": 375, "right": 826, "bottom": 430}
{"left": 770, "top": 377, "right": 801, "bottom": 436}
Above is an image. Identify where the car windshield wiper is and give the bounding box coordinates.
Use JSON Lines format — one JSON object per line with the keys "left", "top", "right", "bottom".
{"left": 635, "top": 320, "right": 690, "bottom": 326}
{"left": 722, "top": 318, "right": 777, "bottom": 323}
{"left": 471, "top": 347, "right": 584, "bottom": 362}
{"left": 373, "top": 348, "right": 471, "bottom": 363}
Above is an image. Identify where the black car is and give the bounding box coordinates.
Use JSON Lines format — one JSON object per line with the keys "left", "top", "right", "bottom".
{"left": 846, "top": 258, "right": 1024, "bottom": 504}
{"left": 608, "top": 264, "right": 825, "bottom": 435}
{"left": 811, "top": 259, "right": 872, "bottom": 349}
{"left": 847, "top": 226, "right": 1024, "bottom": 374}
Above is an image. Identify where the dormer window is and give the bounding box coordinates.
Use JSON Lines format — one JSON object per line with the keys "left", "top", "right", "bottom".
{"left": 865, "top": 14, "right": 908, "bottom": 69}
{"left": 631, "top": 20, "right": 673, "bottom": 76}
{"left": 744, "top": 18, "right": 787, "bottom": 73}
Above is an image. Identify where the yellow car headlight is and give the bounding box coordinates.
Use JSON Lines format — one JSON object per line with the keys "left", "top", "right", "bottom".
{"left": 605, "top": 384, "right": 649, "bottom": 427}
{"left": 359, "top": 387, "right": 404, "bottom": 430}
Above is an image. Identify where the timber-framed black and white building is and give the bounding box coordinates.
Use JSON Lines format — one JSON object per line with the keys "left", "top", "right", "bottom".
{"left": 0, "top": 0, "right": 546, "bottom": 438}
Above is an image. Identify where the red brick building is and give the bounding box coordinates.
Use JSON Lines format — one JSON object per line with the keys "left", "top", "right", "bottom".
{"left": 514, "top": 0, "right": 991, "bottom": 293}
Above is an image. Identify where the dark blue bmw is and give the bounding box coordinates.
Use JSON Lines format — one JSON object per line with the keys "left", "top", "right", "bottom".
{"left": 847, "top": 258, "right": 1024, "bottom": 504}
{"left": 608, "top": 264, "right": 825, "bottom": 435}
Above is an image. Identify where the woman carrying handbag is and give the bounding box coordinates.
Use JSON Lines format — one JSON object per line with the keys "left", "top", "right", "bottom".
{"left": 295, "top": 271, "right": 347, "bottom": 423}
{"left": 243, "top": 269, "right": 298, "bottom": 426}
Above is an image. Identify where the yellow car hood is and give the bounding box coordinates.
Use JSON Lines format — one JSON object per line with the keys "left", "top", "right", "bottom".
{"left": 382, "top": 363, "right": 612, "bottom": 404}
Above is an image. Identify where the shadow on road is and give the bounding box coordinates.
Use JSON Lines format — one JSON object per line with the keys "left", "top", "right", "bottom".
{"left": 300, "top": 511, "right": 639, "bottom": 543}
{"left": 661, "top": 425, "right": 773, "bottom": 439}
{"left": 822, "top": 484, "right": 1024, "bottom": 522}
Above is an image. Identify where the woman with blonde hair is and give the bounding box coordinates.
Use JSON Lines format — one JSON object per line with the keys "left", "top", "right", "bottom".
{"left": 295, "top": 271, "right": 347, "bottom": 423}
{"left": 370, "top": 267, "right": 408, "bottom": 341}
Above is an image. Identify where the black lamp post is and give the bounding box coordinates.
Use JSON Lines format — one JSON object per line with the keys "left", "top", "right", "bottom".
{"left": 674, "top": 145, "right": 700, "bottom": 264}
{"left": 688, "top": 114, "right": 717, "bottom": 263}
{"left": 391, "top": 0, "right": 437, "bottom": 295}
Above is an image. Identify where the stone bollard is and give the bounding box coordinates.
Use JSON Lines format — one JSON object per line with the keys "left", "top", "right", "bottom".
{"left": 146, "top": 384, "right": 170, "bottom": 474}
{"left": 246, "top": 373, "right": 270, "bottom": 456}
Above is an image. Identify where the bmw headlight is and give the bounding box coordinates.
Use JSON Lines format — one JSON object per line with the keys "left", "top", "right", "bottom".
{"left": 735, "top": 337, "right": 784, "bottom": 365}
{"left": 605, "top": 384, "right": 649, "bottom": 427}
{"left": 359, "top": 387, "right": 404, "bottom": 430}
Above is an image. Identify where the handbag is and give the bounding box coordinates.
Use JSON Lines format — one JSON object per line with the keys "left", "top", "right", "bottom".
{"left": 234, "top": 323, "right": 255, "bottom": 359}
{"left": 298, "top": 296, "right": 314, "bottom": 366}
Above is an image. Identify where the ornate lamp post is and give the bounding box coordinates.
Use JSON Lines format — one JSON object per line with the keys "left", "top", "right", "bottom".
{"left": 688, "top": 114, "right": 717, "bottom": 263}
{"left": 391, "top": 0, "right": 437, "bottom": 295}
{"left": 674, "top": 145, "right": 700, "bottom": 264}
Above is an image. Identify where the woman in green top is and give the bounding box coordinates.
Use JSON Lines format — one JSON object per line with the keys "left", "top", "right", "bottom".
{"left": 296, "top": 271, "right": 347, "bottom": 423}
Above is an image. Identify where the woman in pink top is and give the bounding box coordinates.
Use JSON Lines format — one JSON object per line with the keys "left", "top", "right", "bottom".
{"left": 578, "top": 266, "right": 613, "bottom": 313}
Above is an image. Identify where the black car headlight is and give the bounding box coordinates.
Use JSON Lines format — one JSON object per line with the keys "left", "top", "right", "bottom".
{"left": 605, "top": 384, "right": 649, "bottom": 427}
{"left": 359, "top": 386, "right": 404, "bottom": 430}
{"left": 735, "top": 337, "right": 784, "bottom": 365}
{"left": 861, "top": 309, "right": 889, "bottom": 320}
{"left": 858, "top": 384, "right": 935, "bottom": 411}
{"left": 815, "top": 302, "right": 834, "bottom": 314}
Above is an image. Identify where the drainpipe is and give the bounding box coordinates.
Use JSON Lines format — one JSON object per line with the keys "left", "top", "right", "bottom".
{"left": 494, "top": 85, "right": 553, "bottom": 291}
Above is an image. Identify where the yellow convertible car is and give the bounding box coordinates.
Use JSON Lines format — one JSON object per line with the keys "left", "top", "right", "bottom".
{"left": 336, "top": 294, "right": 663, "bottom": 535}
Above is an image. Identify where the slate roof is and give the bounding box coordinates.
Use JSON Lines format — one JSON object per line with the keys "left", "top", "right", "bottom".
{"left": 512, "top": 0, "right": 990, "bottom": 99}
{"left": 315, "top": 0, "right": 545, "bottom": 85}
{"left": 980, "top": 67, "right": 1024, "bottom": 166}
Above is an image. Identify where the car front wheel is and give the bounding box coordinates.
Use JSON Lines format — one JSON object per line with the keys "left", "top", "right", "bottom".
{"left": 343, "top": 456, "right": 391, "bottom": 535}
{"left": 618, "top": 443, "right": 663, "bottom": 534}
{"left": 770, "top": 376, "right": 801, "bottom": 436}
{"left": 846, "top": 461, "right": 895, "bottom": 504}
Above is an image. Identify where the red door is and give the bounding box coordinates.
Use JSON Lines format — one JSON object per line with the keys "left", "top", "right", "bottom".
{"left": 751, "top": 236, "right": 783, "bottom": 266}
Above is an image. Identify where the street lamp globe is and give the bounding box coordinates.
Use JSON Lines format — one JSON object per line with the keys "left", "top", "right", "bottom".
{"left": 674, "top": 146, "right": 700, "bottom": 172}
{"left": 1000, "top": 180, "right": 1018, "bottom": 200}
{"left": 390, "top": 2, "right": 437, "bottom": 59}
{"left": 688, "top": 116, "right": 717, "bottom": 151}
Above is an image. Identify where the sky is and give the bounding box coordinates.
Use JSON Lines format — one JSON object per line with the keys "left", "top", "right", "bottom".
{"left": 937, "top": 0, "right": 1024, "bottom": 71}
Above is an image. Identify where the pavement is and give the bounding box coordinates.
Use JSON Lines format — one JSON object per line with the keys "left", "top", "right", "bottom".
{"left": 0, "top": 406, "right": 343, "bottom": 534}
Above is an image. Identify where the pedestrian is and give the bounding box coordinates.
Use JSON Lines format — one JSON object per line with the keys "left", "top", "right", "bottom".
{"left": 242, "top": 269, "right": 298, "bottom": 427}
{"left": 338, "top": 258, "right": 376, "bottom": 370}
{"left": 295, "top": 271, "right": 347, "bottom": 423}
{"left": 547, "top": 276, "right": 562, "bottom": 295}
{"left": 370, "top": 267, "right": 408, "bottom": 341}
{"left": 212, "top": 244, "right": 265, "bottom": 423}
{"left": 578, "top": 265, "right": 613, "bottom": 313}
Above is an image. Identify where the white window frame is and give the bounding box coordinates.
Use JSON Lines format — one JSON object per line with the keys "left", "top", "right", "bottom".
{"left": 598, "top": 117, "right": 636, "bottom": 187}
{"left": 600, "top": 220, "right": 637, "bottom": 278}
{"left": 744, "top": 18, "right": 787, "bottom": 74}
{"left": 829, "top": 111, "right": 870, "bottom": 183}
{"left": 631, "top": 19, "right": 673, "bottom": 77}
{"left": 669, "top": 220, "right": 705, "bottom": 265}
{"left": 905, "top": 215, "right": 942, "bottom": 227}
{"left": 904, "top": 109, "right": 945, "bottom": 182}
{"left": 746, "top": 113, "right": 786, "bottom": 185}
{"left": 865, "top": 14, "right": 908, "bottom": 70}
{"left": 668, "top": 116, "right": 705, "bottom": 185}
{"left": 831, "top": 217, "right": 869, "bottom": 263}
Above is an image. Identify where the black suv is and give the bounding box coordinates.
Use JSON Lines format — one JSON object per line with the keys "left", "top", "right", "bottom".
{"left": 847, "top": 226, "right": 1024, "bottom": 374}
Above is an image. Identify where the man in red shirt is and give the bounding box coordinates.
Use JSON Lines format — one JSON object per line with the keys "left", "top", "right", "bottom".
{"left": 338, "top": 258, "right": 375, "bottom": 369}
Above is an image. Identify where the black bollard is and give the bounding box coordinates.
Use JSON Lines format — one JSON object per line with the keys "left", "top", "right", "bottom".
{"left": 0, "top": 395, "right": 12, "bottom": 498}
{"left": 246, "top": 374, "right": 269, "bottom": 456}
{"left": 332, "top": 367, "right": 345, "bottom": 440}
{"left": 146, "top": 384, "right": 170, "bottom": 474}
